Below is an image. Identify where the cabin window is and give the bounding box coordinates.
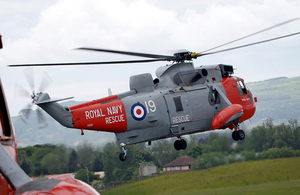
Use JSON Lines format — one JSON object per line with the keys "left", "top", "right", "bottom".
{"left": 173, "top": 96, "right": 183, "bottom": 112}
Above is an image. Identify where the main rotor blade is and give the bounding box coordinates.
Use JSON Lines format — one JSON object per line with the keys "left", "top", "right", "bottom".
{"left": 78, "top": 47, "right": 174, "bottom": 59}
{"left": 9, "top": 58, "right": 166, "bottom": 67}
{"left": 198, "top": 31, "right": 300, "bottom": 57}
{"left": 192, "top": 18, "right": 300, "bottom": 57}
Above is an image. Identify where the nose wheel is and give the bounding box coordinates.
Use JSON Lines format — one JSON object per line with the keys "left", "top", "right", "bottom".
{"left": 174, "top": 139, "right": 187, "bottom": 151}
{"left": 232, "top": 129, "right": 245, "bottom": 141}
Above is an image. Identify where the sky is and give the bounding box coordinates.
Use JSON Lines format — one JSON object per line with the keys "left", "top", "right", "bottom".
{"left": 0, "top": 0, "right": 300, "bottom": 117}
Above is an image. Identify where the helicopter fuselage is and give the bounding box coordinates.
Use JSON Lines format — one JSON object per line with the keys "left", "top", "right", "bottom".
{"left": 36, "top": 62, "right": 256, "bottom": 146}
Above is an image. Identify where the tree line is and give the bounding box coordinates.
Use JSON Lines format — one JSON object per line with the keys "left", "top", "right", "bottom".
{"left": 17, "top": 119, "right": 300, "bottom": 187}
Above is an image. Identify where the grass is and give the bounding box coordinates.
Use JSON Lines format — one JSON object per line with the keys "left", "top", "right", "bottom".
{"left": 171, "top": 180, "right": 300, "bottom": 195}
{"left": 101, "top": 157, "right": 300, "bottom": 195}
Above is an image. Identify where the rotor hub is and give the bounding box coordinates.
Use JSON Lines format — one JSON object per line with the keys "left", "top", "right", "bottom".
{"left": 173, "top": 50, "right": 193, "bottom": 62}
{"left": 31, "top": 92, "right": 42, "bottom": 104}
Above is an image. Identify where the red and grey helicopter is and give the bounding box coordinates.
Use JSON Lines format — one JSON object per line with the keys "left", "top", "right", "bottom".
{"left": 9, "top": 19, "right": 300, "bottom": 161}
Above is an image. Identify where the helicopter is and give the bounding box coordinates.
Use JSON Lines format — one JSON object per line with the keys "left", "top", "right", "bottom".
{"left": 9, "top": 19, "right": 300, "bottom": 161}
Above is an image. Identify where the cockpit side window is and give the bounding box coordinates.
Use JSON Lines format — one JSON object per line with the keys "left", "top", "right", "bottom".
{"left": 173, "top": 96, "right": 183, "bottom": 112}
{"left": 236, "top": 80, "right": 248, "bottom": 95}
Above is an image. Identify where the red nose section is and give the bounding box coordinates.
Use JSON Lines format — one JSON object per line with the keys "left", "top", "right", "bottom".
{"left": 212, "top": 104, "right": 243, "bottom": 130}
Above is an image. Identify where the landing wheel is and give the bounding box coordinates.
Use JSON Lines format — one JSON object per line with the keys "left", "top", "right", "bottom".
{"left": 174, "top": 140, "right": 181, "bottom": 150}
{"left": 174, "top": 139, "right": 187, "bottom": 150}
{"left": 232, "top": 130, "right": 245, "bottom": 141}
{"left": 237, "top": 130, "right": 245, "bottom": 140}
{"left": 119, "top": 152, "right": 126, "bottom": 161}
{"left": 179, "top": 139, "right": 187, "bottom": 150}
{"left": 232, "top": 131, "right": 239, "bottom": 141}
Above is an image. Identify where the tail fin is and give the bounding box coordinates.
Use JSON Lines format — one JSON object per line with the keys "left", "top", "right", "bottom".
{"left": 36, "top": 93, "right": 74, "bottom": 128}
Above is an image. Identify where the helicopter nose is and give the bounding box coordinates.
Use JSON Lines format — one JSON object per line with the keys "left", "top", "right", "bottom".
{"left": 239, "top": 94, "right": 256, "bottom": 122}
{"left": 250, "top": 92, "right": 258, "bottom": 103}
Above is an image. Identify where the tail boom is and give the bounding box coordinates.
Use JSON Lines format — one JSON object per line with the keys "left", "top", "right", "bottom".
{"left": 36, "top": 93, "right": 127, "bottom": 133}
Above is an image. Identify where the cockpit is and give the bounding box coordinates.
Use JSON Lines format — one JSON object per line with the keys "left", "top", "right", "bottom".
{"left": 233, "top": 76, "right": 249, "bottom": 96}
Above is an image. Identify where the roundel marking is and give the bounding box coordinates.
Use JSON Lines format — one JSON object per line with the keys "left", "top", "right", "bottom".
{"left": 131, "top": 103, "right": 146, "bottom": 121}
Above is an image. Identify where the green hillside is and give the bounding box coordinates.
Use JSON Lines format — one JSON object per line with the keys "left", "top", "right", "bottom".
{"left": 102, "top": 157, "right": 300, "bottom": 195}
{"left": 247, "top": 76, "right": 300, "bottom": 125}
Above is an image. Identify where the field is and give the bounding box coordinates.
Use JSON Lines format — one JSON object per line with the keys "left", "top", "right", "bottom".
{"left": 101, "top": 157, "right": 300, "bottom": 195}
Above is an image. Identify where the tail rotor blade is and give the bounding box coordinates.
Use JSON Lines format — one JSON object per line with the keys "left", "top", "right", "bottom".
{"left": 39, "top": 72, "right": 52, "bottom": 92}
{"left": 15, "top": 84, "right": 30, "bottom": 98}
{"left": 37, "top": 108, "right": 48, "bottom": 129}
{"left": 18, "top": 103, "right": 33, "bottom": 124}
{"left": 23, "top": 68, "right": 35, "bottom": 93}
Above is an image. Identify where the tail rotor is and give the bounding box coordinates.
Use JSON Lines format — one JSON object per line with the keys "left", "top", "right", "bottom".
{"left": 15, "top": 68, "right": 52, "bottom": 129}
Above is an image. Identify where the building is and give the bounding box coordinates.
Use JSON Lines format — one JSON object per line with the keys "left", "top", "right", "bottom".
{"left": 139, "top": 163, "right": 157, "bottom": 179}
{"left": 162, "top": 156, "right": 196, "bottom": 174}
